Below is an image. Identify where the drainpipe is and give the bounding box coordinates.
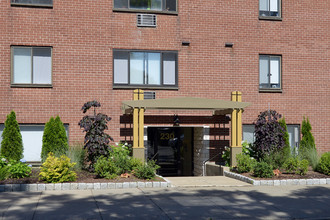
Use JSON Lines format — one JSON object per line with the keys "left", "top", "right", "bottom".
{"left": 202, "top": 153, "right": 221, "bottom": 176}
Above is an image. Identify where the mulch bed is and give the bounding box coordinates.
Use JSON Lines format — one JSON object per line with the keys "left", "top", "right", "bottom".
{"left": 0, "top": 169, "right": 165, "bottom": 185}
{"left": 238, "top": 167, "right": 329, "bottom": 180}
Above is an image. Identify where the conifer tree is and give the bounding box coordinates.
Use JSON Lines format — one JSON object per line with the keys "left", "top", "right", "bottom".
{"left": 278, "top": 117, "right": 291, "bottom": 160}
{"left": 41, "top": 116, "right": 68, "bottom": 161}
{"left": 1, "top": 111, "right": 23, "bottom": 161}
{"left": 300, "top": 117, "right": 315, "bottom": 150}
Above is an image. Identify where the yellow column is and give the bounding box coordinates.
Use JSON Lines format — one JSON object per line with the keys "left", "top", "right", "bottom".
{"left": 132, "top": 89, "right": 145, "bottom": 162}
{"left": 133, "top": 89, "right": 139, "bottom": 149}
{"left": 230, "top": 91, "right": 243, "bottom": 167}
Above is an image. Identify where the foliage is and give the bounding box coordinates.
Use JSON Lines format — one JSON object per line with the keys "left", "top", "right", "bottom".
{"left": 300, "top": 117, "right": 315, "bottom": 150}
{"left": 39, "top": 152, "right": 77, "bottom": 183}
{"left": 253, "top": 161, "right": 274, "bottom": 178}
{"left": 66, "top": 144, "right": 86, "bottom": 171}
{"left": 283, "top": 157, "right": 299, "bottom": 173}
{"left": 278, "top": 117, "right": 292, "bottom": 163}
{"left": 78, "top": 101, "right": 113, "bottom": 169}
{"left": 133, "top": 160, "right": 160, "bottom": 180}
{"left": 242, "top": 141, "right": 255, "bottom": 158}
{"left": 221, "top": 146, "right": 230, "bottom": 166}
{"left": 94, "top": 156, "right": 118, "bottom": 179}
{"left": 1, "top": 111, "right": 23, "bottom": 161}
{"left": 236, "top": 153, "right": 256, "bottom": 173}
{"left": 110, "top": 144, "right": 132, "bottom": 174}
{"left": 253, "top": 110, "right": 285, "bottom": 160}
{"left": 0, "top": 167, "right": 9, "bottom": 181}
{"left": 7, "top": 160, "right": 32, "bottom": 179}
{"left": 41, "top": 116, "right": 69, "bottom": 162}
{"left": 298, "top": 147, "right": 319, "bottom": 170}
{"left": 296, "top": 159, "right": 309, "bottom": 176}
{"left": 317, "top": 152, "right": 330, "bottom": 175}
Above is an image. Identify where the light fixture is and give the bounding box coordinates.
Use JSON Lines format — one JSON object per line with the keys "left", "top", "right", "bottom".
{"left": 225, "top": 42, "right": 234, "bottom": 48}
{"left": 182, "top": 41, "right": 190, "bottom": 46}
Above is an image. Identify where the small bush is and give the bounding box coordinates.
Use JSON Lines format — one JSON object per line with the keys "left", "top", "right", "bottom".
{"left": 129, "top": 157, "right": 143, "bottom": 171}
{"left": 296, "top": 159, "right": 309, "bottom": 176}
{"left": 39, "top": 152, "right": 77, "bottom": 183}
{"left": 66, "top": 144, "right": 86, "bottom": 171}
{"left": 236, "top": 153, "right": 256, "bottom": 173}
{"left": 253, "top": 161, "right": 274, "bottom": 178}
{"left": 298, "top": 147, "right": 319, "bottom": 170}
{"left": 1, "top": 111, "right": 23, "bottom": 161}
{"left": 0, "top": 167, "right": 9, "bottom": 180}
{"left": 7, "top": 160, "right": 32, "bottom": 179}
{"left": 134, "top": 160, "right": 160, "bottom": 180}
{"left": 317, "top": 152, "right": 330, "bottom": 175}
{"left": 221, "top": 146, "right": 230, "bottom": 166}
{"left": 110, "top": 145, "right": 131, "bottom": 174}
{"left": 94, "top": 156, "right": 118, "bottom": 179}
{"left": 283, "top": 157, "right": 299, "bottom": 173}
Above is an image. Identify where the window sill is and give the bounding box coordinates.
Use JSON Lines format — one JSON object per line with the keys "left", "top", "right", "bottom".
{"left": 11, "top": 3, "right": 53, "bottom": 8}
{"left": 11, "top": 84, "right": 53, "bottom": 88}
{"left": 259, "top": 89, "right": 282, "bottom": 93}
{"left": 259, "top": 16, "right": 282, "bottom": 21}
{"left": 113, "top": 8, "right": 178, "bottom": 15}
{"left": 113, "top": 85, "right": 178, "bottom": 90}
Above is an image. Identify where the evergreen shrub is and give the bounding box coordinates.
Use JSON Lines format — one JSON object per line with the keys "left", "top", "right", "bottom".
{"left": 317, "top": 152, "right": 330, "bottom": 175}
{"left": 134, "top": 160, "right": 160, "bottom": 180}
{"left": 1, "top": 111, "right": 23, "bottom": 161}
{"left": 300, "top": 117, "right": 315, "bottom": 150}
{"left": 41, "top": 116, "right": 69, "bottom": 162}
{"left": 253, "top": 161, "right": 274, "bottom": 178}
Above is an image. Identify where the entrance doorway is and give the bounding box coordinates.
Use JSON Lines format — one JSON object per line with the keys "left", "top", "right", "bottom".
{"left": 147, "top": 127, "right": 194, "bottom": 177}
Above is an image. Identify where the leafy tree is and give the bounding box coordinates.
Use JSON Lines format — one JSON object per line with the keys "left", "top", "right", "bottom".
{"left": 253, "top": 110, "right": 285, "bottom": 160}
{"left": 1, "top": 111, "right": 23, "bottom": 161}
{"left": 300, "top": 117, "right": 315, "bottom": 150}
{"left": 41, "top": 116, "right": 69, "bottom": 162}
{"left": 78, "top": 101, "right": 113, "bottom": 169}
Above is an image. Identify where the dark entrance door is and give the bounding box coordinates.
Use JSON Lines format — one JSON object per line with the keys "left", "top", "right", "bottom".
{"left": 147, "top": 127, "right": 193, "bottom": 177}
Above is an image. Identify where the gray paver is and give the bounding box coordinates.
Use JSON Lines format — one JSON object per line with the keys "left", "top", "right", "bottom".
{"left": 45, "top": 184, "right": 54, "bottom": 191}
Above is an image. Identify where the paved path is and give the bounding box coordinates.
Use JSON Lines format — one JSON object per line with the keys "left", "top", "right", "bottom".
{"left": 165, "top": 176, "right": 250, "bottom": 187}
{"left": 1, "top": 185, "right": 330, "bottom": 219}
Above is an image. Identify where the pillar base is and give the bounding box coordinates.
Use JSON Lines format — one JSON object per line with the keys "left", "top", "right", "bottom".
{"left": 230, "top": 147, "right": 242, "bottom": 167}
{"left": 132, "top": 147, "right": 145, "bottom": 163}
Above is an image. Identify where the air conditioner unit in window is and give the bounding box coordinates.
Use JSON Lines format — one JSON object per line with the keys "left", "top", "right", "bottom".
{"left": 137, "top": 14, "right": 157, "bottom": 27}
{"left": 144, "top": 91, "right": 156, "bottom": 100}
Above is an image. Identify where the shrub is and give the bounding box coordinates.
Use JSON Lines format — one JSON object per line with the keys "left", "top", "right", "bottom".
{"left": 236, "top": 153, "right": 256, "bottom": 173}
{"left": 110, "top": 144, "right": 131, "bottom": 174}
{"left": 7, "top": 160, "right": 32, "bottom": 179}
{"left": 129, "top": 157, "right": 143, "bottom": 171}
{"left": 317, "top": 152, "right": 330, "bottom": 175}
{"left": 253, "top": 161, "right": 274, "bottom": 178}
{"left": 298, "top": 147, "right": 319, "bottom": 170}
{"left": 66, "top": 144, "right": 86, "bottom": 171}
{"left": 300, "top": 117, "right": 315, "bottom": 150}
{"left": 78, "top": 101, "right": 113, "bottom": 169}
{"left": 278, "top": 117, "right": 292, "bottom": 163}
{"left": 296, "top": 159, "right": 309, "bottom": 176}
{"left": 253, "top": 110, "right": 285, "bottom": 160}
{"left": 221, "top": 146, "right": 230, "bottom": 166}
{"left": 41, "top": 116, "right": 69, "bottom": 162}
{"left": 39, "top": 152, "right": 77, "bottom": 183}
{"left": 0, "top": 167, "right": 9, "bottom": 181}
{"left": 1, "top": 111, "right": 23, "bottom": 161}
{"left": 134, "top": 160, "right": 160, "bottom": 180}
{"left": 94, "top": 156, "right": 118, "bottom": 179}
{"left": 283, "top": 157, "right": 299, "bottom": 173}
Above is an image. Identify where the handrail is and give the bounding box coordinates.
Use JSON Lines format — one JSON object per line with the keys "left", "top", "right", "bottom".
{"left": 202, "top": 153, "right": 221, "bottom": 176}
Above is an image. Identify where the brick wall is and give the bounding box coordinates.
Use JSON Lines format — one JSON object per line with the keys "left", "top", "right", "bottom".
{"left": 0, "top": 0, "right": 329, "bottom": 152}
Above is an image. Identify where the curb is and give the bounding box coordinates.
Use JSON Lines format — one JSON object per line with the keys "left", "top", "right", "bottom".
{"left": 224, "top": 171, "right": 330, "bottom": 186}
{"left": 0, "top": 176, "right": 172, "bottom": 192}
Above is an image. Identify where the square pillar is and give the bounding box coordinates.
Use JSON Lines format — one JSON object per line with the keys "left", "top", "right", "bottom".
{"left": 132, "top": 89, "right": 145, "bottom": 163}
{"left": 230, "top": 91, "right": 243, "bottom": 167}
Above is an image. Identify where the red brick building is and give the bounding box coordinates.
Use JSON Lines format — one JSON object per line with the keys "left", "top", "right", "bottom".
{"left": 0, "top": 0, "right": 329, "bottom": 175}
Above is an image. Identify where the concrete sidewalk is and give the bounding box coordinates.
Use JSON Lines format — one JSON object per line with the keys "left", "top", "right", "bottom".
{"left": 1, "top": 185, "right": 330, "bottom": 219}
{"left": 166, "top": 176, "right": 251, "bottom": 187}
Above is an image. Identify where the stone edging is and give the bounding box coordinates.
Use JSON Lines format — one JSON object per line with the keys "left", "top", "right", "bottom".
{"left": 224, "top": 171, "right": 330, "bottom": 186}
{"left": 0, "top": 175, "right": 172, "bottom": 192}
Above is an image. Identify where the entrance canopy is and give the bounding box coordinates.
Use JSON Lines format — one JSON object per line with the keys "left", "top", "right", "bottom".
{"left": 122, "top": 97, "right": 250, "bottom": 114}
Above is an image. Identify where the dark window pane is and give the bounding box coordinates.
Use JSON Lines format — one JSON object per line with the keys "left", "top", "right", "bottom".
{"left": 114, "top": 0, "right": 128, "bottom": 8}
{"left": 130, "top": 0, "right": 149, "bottom": 10}
{"left": 165, "top": 0, "right": 176, "bottom": 11}
{"left": 11, "top": 0, "right": 52, "bottom": 5}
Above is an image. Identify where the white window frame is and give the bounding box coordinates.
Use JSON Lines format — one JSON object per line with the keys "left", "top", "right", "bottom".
{"left": 113, "top": 0, "right": 177, "bottom": 13}
{"left": 259, "top": 0, "right": 281, "bottom": 18}
{"left": 259, "top": 55, "right": 282, "bottom": 91}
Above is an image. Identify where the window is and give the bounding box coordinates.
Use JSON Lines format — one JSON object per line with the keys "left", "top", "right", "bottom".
{"left": 11, "top": 0, "right": 53, "bottom": 7}
{"left": 113, "top": 50, "right": 177, "bottom": 88}
{"left": 259, "top": 55, "right": 281, "bottom": 90}
{"left": 114, "top": 0, "right": 177, "bottom": 13}
{"left": 243, "top": 124, "right": 300, "bottom": 150}
{"left": 12, "top": 46, "right": 52, "bottom": 86}
{"left": 0, "top": 124, "right": 69, "bottom": 162}
{"left": 259, "top": 0, "right": 281, "bottom": 18}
